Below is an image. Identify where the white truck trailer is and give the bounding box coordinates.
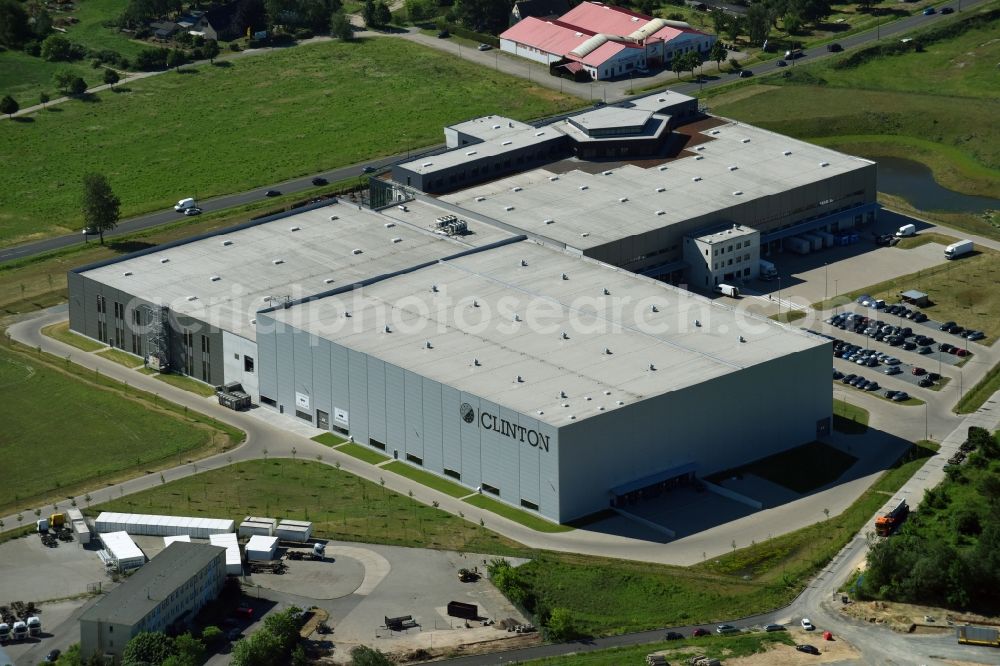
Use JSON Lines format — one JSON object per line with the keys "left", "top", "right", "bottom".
{"left": 944, "top": 239, "right": 973, "bottom": 260}
{"left": 785, "top": 237, "right": 811, "bottom": 255}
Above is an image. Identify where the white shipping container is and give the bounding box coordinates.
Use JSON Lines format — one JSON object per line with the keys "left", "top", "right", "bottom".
{"left": 164, "top": 535, "right": 191, "bottom": 547}
{"left": 66, "top": 508, "right": 85, "bottom": 523}
{"left": 275, "top": 526, "right": 311, "bottom": 542}
{"left": 73, "top": 521, "right": 90, "bottom": 544}
{"left": 101, "top": 531, "right": 145, "bottom": 570}
{"left": 245, "top": 516, "right": 278, "bottom": 528}
{"left": 245, "top": 535, "right": 278, "bottom": 561}
{"left": 239, "top": 521, "right": 274, "bottom": 537}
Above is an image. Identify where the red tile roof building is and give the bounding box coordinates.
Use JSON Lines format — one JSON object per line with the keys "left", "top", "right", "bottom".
{"left": 500, "top": 1, "right": 715, "bottom": 81}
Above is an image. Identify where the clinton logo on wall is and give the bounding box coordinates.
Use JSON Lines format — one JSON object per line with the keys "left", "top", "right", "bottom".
{"left": 459, "top": 403, "right": 550, "bottom": 452}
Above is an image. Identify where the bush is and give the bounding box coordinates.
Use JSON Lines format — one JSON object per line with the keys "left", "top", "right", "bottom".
{"left": 40, "top": 33, "right": 72, "bottom": 61}
{"left": 22, "top": 39, "right": 40, "bottom": 56}
{"left": 294, "top": 28, "right": 314, "bottom": 39}
{"left": 229, "top": 41, "right": 241, "bottom": 51}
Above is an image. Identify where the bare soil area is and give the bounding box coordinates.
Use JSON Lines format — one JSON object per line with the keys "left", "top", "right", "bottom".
{"left": 841, "top": 599, "right": 1000, "bottom": 634}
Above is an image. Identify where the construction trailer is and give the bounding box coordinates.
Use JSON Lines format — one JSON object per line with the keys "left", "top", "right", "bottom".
{"left": 275, "top": 520, "right": 313, "bottom": 542}
{"left": 101, "top": 531, "right": 146, "bottom": 571}
{"left": 245, "top": 535, "right": 279, "bottom": 561}
{"left": 208, "top": 533, "right": 243, "bottom": 575}
{"left": 95, "top": 512, "right": 234, "bottom": 538}
{"left": 238, "top": 520, "right": 275, "bottom": 538}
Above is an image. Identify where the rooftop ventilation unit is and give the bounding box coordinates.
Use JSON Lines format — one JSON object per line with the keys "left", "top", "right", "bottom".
{"left": 733, "top": 191, "right": 743, "bottom": 196}
{"left": 160, "top": 258, "right": 169, "bottom": 263}
{"left": 324, "top": 278, "right": 335, "bottom": 284}
{"left": 504, "top": 205, "right": 514, "bottom": 211}
{"left": 222, "top": 240, "right": 233, "bottom": 246}
{"left": 692, "top": 176, "right": 702, "bottom": 182}
{"left": 604, "top": 390, "right": 612, "bottom": 395}
{"left": 728, "top": 165, "right": 738, "bottom": 171}
{"left": 562, "top": 403, "right": 569, "bottom": 408}
{"left": 384, "top": 222, "right": 395, "bottom": 228}
{"left": 384, "top": 325, "right": 391, "bottom": 333}
{"left": 501, "top": 140, "right": 513, "bottom": 146}
{"left": 819, "top": 161, "right": 830, "bottom": 167}
{"left": 492, "top": 124, "right": 501, "bottom": 129}
{"left": 391, "top": 237, "right": 402, "bottom": 243}
{"left": 585, "top": 396, "right": 592, "bottom": 401}
{"left": 512, "top": 186, "right": 522, "bottom": 192}
{"left": 649, "top": 363, "right": 656, "bottom": 371}
{"left": 581, "top": 232, "right": 590, "bottom": 237}
{"left": 289, "top": 226, "right": 300, "bottom": 232}
{"left": 578, "top": 185, "right": 588, "bottom": 191}
{"left": 710, "top": 130, "right": 720, "bottom": 135}
{"left": 783, "top": 150, "right": 793, "bottom": 156}
{"left": 695, "top": 319, "right": 701, "bottom": 327}
{"left": 651, "top": 305, "right": 658, "bottom": 312}
{"left": 344, "top": 311, "right": 351, "bottom": 318}
{"left": 561, "top": 273, "right": 569, "bottom": 280}
{"left": 475, "top": 196, "right": 486, "bottom": 202}
{"left": 352, "top": 249, "right": 363, "bottom": 255}
{"left": 655, "top": 209, "right": 665, "bottom": 216}
{"left": 560, "top": 390, "right": 567, "bottom": 398}
{"left": 695, "top": 145, "right": 705, "bottom": 151}
{"left": 473, "top": 299, "right": 479, "bottom": 307}
{"left": 535, "top": 131, "right": 545, "bottom": 137}
{"left": 272, "top": 259, "right": 284, "bottom": 265}
{"left": 561, "top": 332, "right": 569, "bottom": 340}
{"left": 123, "top": 271, "right": 133, "bottom": 276}
{"left": 655, "top": 187, "right": 665, "bottom": 192}
{"left": 619, "top": 197, "right": 629, "bottom": 202}
{"left": 598, "top": 406, "right": 606, "bottom": 411}
{"left": 617, "top": 400, "right": 625, "bottom": 406}
{"left": 603, "top": 288, "right": 610, "bottom": 295}
{"left": 695, "top": 155, "right": 704, "bottom": 160}
{"left": 330, "top": 215, "right": 339, "bottom": 221}
{"left": 604, "top": 347, "right": 612, "bottom": 355}
{"left": 741, "top": 138, "right": 751, "bottom": 143}
{"left": 520, "top": 259, "right": 528, "bottom": 266}
{"left": 516, "top": 375, "right": 524, "bottom": 383}
{"left": 740, "top": 336, "right": 747, "bottom": 343}
{"left": 422, "top": 162, "right": 433, "bottom": 167}
{"left": 186, "top": 295, "right": 197, "bottom": 301}
{"left": 538, "top": 410, "right": 545, "bottom": 415}
{"left": 513, "top": 313, "right": 521, "bottom": 322}
{"left": 250, "top": 318, "right": 256, "bottom": 325}
{"left": 603, "top": 170, "right": 613, "bottom": 175}
{"left": 431, "top": 284, "right": 438, "bottom": 292}
{"left": 465, "top": 150, "right": 477, "bottom": 156}
{"left": 658, "top": 165, "right": 668, "bottom": 171}
{"left": 210, "top": 275, "right": 221, "bottom": 282}
{"left": 473, "top": 358, "right": 481, "bottom": 366}
{"left": 544, "top": 219, "right": 555, "bottom": 225}
{"left": 425, "top": 341, "right": 433, "bottom": 349}
{"left": 549, "top": 175, "right": 559, "bottom": 181}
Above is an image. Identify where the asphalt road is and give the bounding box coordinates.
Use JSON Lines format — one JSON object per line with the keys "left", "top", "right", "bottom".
{"left": 1, "top": 0, "right": 987, "bottom": 266}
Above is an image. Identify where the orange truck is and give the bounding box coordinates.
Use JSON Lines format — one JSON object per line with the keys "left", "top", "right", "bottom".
{"left": 875, "top": 500, "right": 909, "bottom": 537}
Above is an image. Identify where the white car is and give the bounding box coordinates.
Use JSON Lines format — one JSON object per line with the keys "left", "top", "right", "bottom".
{"left": 801, "top": 618, "right": 815, "bottom": 631}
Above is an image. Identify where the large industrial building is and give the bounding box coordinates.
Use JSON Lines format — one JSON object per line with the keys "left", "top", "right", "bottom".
{"left": 79, "top": 541, "right": 226, "bottom": 663}
{"left": 67, "top": 89, "right": 870, "bottom": 523}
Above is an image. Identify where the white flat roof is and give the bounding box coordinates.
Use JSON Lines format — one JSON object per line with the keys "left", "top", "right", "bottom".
{"left": 400, "top": 126, "right": 562, "bottom": 176}
{"left": 694, "top": 224, "right": 758, "bottom": 244}
{"left": 441, "top": 119, "right": 874, "bottom": 251}
{"left": 102, "top": 531, "right": 145, "bottom": 561}
{"left": 447, "top": 115, "right": 534, "bottom": 142}
{"left": 164, "top": 535, "right": 191, "bottom": 546}
{"left": 81, "top": 203, "right": 497, "bottom": 341}
{"left": 271, "top": 241, "right": 825, "bottom": 427}
{"left": 246, "top": 535, "right": 278, "bottom": 550}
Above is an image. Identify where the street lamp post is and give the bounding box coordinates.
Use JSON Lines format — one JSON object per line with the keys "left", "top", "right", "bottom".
{"left": 824, "top": 262, "right": 829, "bottom": 306}
{"left": 777, "top": 277, "right": 782, "bottom": 318}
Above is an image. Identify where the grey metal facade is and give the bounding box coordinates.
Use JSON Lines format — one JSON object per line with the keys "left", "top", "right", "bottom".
{"left": 258, "top": 311, "right": 830, "bottom": 523}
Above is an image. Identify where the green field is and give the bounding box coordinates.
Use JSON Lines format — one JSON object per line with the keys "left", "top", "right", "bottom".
{"left": 311, "top": 432, "right": 347, "bottom": 447}
{"left": 956, "top": 360, "right": 1000, "bottom": 414}
{"left": 522, "top": 632, "right": 794, "bottom": 665}
{"left": 41, "top": 321, "right": 104, "bottom": 352}
{"left": 97, "top": 347, "right": 144, "bottom": 368}
{"left": 154, "top": 372, "right": 216, "bottom": 397}
{"left": 91, "top": 459, "right": 527, "bottom": 555}
{"left": 0, "top": 38, "right": 577, "bottom": 245}
{"left": 67, "top": 0, "right": 152, "bottom": 59}
{"left": 383, "top": 461, "right": 471, "bottom": 498}
{"left": 0, "top": 50, "right": 97, "bottom": 104}
{"left": 0, "top": 341, "right": 239, "bottom": 515}
{"left": 710, "top": 9, "right": 1000, "bottom": 240}
{"left": 812, "top": 250, "right": 999, "bottom": 342}
{"left": 464, "top": 494, "right": 574, "bottom": 533}
{"left": 337, "top": 442, "right": 391, "bottom": 465}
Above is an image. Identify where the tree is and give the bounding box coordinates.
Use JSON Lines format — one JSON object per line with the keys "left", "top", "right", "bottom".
{"left": 745, "top": 3, "right": 772, "bottom": 46}
{"left": 670, "top": 55, "right": 684, "bottom": 79}
{"left": 405, "top": 0, "right": 435, "bottom": 22}
{"left": 373, "top": 1, "right": 391, "bottom": 27}
{"left": 81, "top": 173, "right": 121, "bottom": 244}
{"left": 32, "top": 9, "right": 53, "bottom": 38}
{"left": 349, "top": 645, "right": 393, "bottom": 666}
{"left": 0, "top": 94, "right": 17, "bottom": 118}
{"left": 122, "top": 631, "right": 175, "bottom": 666}
{"left": 783, "top": 10, "right": 802, "bottom": 34}
{"left": 453, "top": 0, "right": 510, "bottom": 34}
{"left": 203, "top": 38, "right": 220, "bottom": 63}
{"left": 683, "top": 49, "right": 703, "bottom": 78}
{"left": 330, "top": 10, "right": 352, "bottom": 39}
{"left": 166, "top": 48, "right": 186, "bottom": 70}
{"left": 39, "top": 91, "right": 49, "bottom": 107}
{"left": 40, "top": 33, "right": 72, "bottom": 61}
{"left": 362, "top": 0, "right": 377, "bottom": 26}
{"left": 167, "top": 633, "right": 205, "bottom": 666}
{"left": 710, "top": 8, "right": 728, "bottom": 35}
{"left": 709, "top": 39, "right": 727, "bottom": 70}
{"left": 546, "top": 607, "right": 579, "bottom": 640}
{"left": 0, "top": 0, "right": 32, "bottom": 48}
{"left": 725, "top": 14, "right": 743, "bottom": 42}
{"left": 53, "top": 69, "right": 76, "bottom": 93}
{"left": 103, "top": 68, "right": 120, "bottom": 89}
{"left": 69, "top": 76, "right": 87, "bottom": 95}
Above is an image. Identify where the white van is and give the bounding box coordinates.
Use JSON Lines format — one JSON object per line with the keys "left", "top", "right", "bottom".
{"left": 715, "top": 284, "right": 740, "bottom": 297}
{"left": 174, "top": 198, "right": 197, "bottom": 212}
{"left": 895, "top": 224, "right": 915, "bottom": 237}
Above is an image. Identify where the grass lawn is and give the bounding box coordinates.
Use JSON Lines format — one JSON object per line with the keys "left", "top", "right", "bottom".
{"left": 708, "top": 441, "right": 858, "bottom": 494}
{"left": 464, "top": 494, "right": 573, "bottom": 533}
{"left": 833, "top": 398, "right": 869, "bottom": 435}
{"left": 337, "top": 442, "right": 390, "bottom": 465}
{"left": 0, "top": 38, "right": 578, "bottom": 245}
{"left": 955, "top": 360, "right": 1000, "bottom": 414}
{"left": 769, "top": 310, "right": 806, "bottom": 323}
{"left": 895, "top": 232, "right": 960, "bottom": 250}
{"left": 0, "top": 50, "right": 96, "bottom": 106}
{"left": 96, "top": 348, "right": 143, "bottom": 369}
{"left": 0, "top": 340, "right": 240, "bottom": 515}
{"left": 67, "top": 0, "right": 152, "bottom": 59}
{"left": 154, "top": 372, "right": 215, "bottom": 397}
{"left": 383, "top": 461, "right": 471, "bottom": 498}
{"left": 811, "top": 251, "right": 1000, "bottom": 341}
{"left": 91, "top": 459, "right": 528, "bottom": 555}
{"left": 311, "top": 432, "right": 347, "bottom": 447}
{"left": 521, "top": 632, "right": 795, "bottom": 665}
{"left": 41, "top": 321, "right": 104, "bottom": 352}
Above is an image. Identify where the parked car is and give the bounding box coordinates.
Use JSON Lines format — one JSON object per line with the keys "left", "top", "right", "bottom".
{"left": 919, "top": 377, "right": 934, "bottom": 388}
{"left": 865, "top": 381, "right": 880, "bottom": 391}
{"left": 477, "top": 43, "right": 492, "bottom": 51}
{"left": 45, "top": 650, "right": 61, "bottom": 663}
{"left": 692, "top": 627, "right": 710, "bottom": 637}
{"left": 717, "top": 624, "right": 740, "bottom": 634}
{"left": 885, "top": 390, "right": 899, "bottom": 399}
{"left": 883, "top": 366, "right": 901, "bottom": 375}
{"left": 183, "top": 207, "right": 202, "bottom": 216}
{"left": 665, "top": 631, "right": 684, "bottom": 640}
{"left": 941, "top": 6, "right": 954, "bottom": 12}
{"left": 892, "top": 391, "right": 910, "bottom": 402}
{"left": 913, "top": 312, "right": 928, "bottom": 322}
{"left": 919, "top": 346, "right": 932, "bottom": 355}
{"left": 833, "top": 369, "right": 844, "bottom": 380}
{"left": 939, "top": 321, "right": 957, "bottom": 331}
{"left": 950, "top": 325, "right": 965, "bottom": 335}
{"left": 796, "top": 644, "right": 820, "bottom": 655}
{"left": 311, "top": 176, "right": 328, "bottom": 186}
{"left": 776, "top": 59, "right": 787, "bottom": 66}
{"left": 923, "top": 6, "right": 936, "bottom": 14}
{"left": 956, "top": 348, "right": 970, "bottom": 357}
{"left": 912, "top": 367, "right": 926, "bottom": 376}
{"left": 827, "top": 42, "right": 842, "bottom": 52}
{"left": 967, "top": 331, "right": 985, "bottom": 341}
{"left": 764, "top": 623, "right": 785, "bottom": 632}
{"left": 437, "top": 29, "right": 450, "bottom": 38}
{"left": 362, "top": 165, "right": 377, "bottom": 174}
{"left": 264, "top": 190, "right": 281, "bottom": 197}
{"left": 801, "top": 618, "right": 815, "bottom": 630}
{"left": 234, "top": 606, "right": 254, "bottom": 618}
{"left": 738, "top": 69, "right": 753, "bottom": 78}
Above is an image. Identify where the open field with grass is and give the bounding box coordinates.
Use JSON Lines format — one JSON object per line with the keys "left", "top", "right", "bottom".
{"left": 833, "top": 398, "right": 869, "bottom": 435}
{"left": 895, "top": 232, "right": 960, "bottom": 250}
{"left": 338, "top": 442, "right": 390, "bottom": 465}
{"left": 154, "top": 371, "right": 215, "bottom": 396}
{"left": 708, "top": 441, "right": 857, "bottom": 494}
{"left": 67, "top": 0, "right": 152, "bottom": 59}
{"left": 91, "top": 459, "right": 528, "bottom": 555}
{"left": 41, "top": 321, "right": 103, "bottom": 352}
{"left": 311, "top": 432, "right": 347, "bottom": 447}
{"left": 0, "top": 38, "right": 578, "bottom": 245}
{"left": 383, "top": 461, "right": 470, "bottom": 498}
{"left": 0, "top": 340, "right": 241, "bottom": 516}
{"left": 522, "top": 632, "right": 795, "bottom": 665}
{"left": 0, "top": 50, "right": 96, "bottom": 105}
{"left": 956, "top": 360, "right": 1000, "bottom": 414}
{"left": 812, "top": 250, "right": 999, "bottom": 342}
{"left": 464, "top": 494, "right": 574, "bottom": 533}
{"left": 97, "top": 347, "right": 143, "bottom": 368}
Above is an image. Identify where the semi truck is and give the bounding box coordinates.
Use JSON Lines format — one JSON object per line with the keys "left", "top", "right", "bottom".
{"left": 0, "top": 622, "right": 9, "bottom": 643}
{"left": 875, "top": 499, "right": 909, "bottom": 536}
{"left": 956, "top": 625, "right": 1000, "bottom": 647}
{"left": 12, "top": 621, "right": 27, "bottom": 641}
{"left": 944, "top": 239, "right": 974, "bottom": 260}
{"left": 785, "top": 237, "right": 811, "bottom": 255}
{"left": 27, "top": 616, "right": 40, "bottom": 637}
{"left": 758, "top": 259, "right": 778, "bottom": 280}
